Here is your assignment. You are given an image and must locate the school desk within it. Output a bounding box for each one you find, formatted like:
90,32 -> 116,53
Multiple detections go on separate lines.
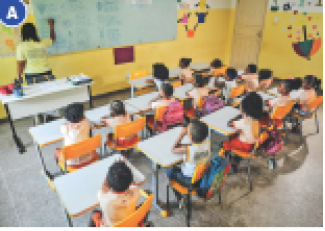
28,104 -> 137,179
169,67 -> 181,78
129,75 -> 154,98
201,106 -> 241,138
234,92 -> 276,104
190,62 -> 210,71
136,126 -> 191,216
0,78 -> 93,154
53,153 -> 145,227
267,87 -> 304,100
125,91 -> 160,112
173,83 -> 194,99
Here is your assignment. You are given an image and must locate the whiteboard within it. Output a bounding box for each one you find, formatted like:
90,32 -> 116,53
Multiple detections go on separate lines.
31,0 -> 177,55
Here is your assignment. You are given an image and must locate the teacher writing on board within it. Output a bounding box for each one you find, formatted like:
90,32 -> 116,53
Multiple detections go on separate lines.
16,19 -> 56,85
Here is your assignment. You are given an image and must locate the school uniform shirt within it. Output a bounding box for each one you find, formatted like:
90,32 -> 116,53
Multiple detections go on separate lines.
269,95 -> 292,108
151,98 -> 173,110
299,88 -> 317,111
209,67 -> 215,75
181,140 -> 209,177
104,114 -> 130,130
241,74 -> 259,93
180,68 -> 193,83
16,38 -> 53,74
60,118 -> 94,165
233,117 -> 258,144
258,78 -> 273,91
223,80 -> 237,101
188,87 -> 209,105
98,185 -> 140,226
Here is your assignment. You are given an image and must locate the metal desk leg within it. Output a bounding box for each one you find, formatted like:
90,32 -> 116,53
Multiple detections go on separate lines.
35,143 -> 53,180
4,104 -> 26,154
152,162 -> 167,217
64,208 -> 73,227
131,85 -> 134,98
88,86 -> 93,109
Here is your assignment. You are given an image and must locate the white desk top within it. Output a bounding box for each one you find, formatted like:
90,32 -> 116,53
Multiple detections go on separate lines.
173,84 -> 194,99
201,106 -> 241,136
84,103 -> 139,122
267,87 -> 303,100
29,118 -> 67,147
190,62 -> 210,70
169,67 -> 181,77
125,92 -> 159,112
137,126 -> 190,167
0,78 -> 93,104
235,92 -> 275,104
53,154 -> 145,216
129,75 -> 153,88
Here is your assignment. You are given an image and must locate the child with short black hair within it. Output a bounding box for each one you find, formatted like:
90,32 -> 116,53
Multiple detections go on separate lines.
257,69 -> 273,91
57,103 -> 95,167
146,63 -> 169,91
215,67 -> 238,102
179,58 -> 194,84
92,161 -> 140,227
150,82 -> 175,109
241,64 -> 259,93
224,92 -> 263,172
166,119 -> 210,205
187,74 -> 209,109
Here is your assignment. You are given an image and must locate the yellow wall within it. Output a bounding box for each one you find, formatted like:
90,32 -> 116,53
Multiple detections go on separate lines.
0,9 -> 234,119
259,11 -> 323,81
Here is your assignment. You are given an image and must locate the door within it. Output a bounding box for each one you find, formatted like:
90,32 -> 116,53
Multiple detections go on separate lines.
230,0 -> 269,69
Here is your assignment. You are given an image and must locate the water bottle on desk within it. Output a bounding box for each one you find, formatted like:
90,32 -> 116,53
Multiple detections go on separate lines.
13,79 -> 23,98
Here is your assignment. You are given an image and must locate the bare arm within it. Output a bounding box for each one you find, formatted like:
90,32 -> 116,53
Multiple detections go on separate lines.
172,126 -> 190,154
48,19 -> 56,42
17,61 -> 26,82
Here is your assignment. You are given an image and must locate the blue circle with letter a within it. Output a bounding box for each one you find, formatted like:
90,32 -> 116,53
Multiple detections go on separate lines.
0,0 -> 27,27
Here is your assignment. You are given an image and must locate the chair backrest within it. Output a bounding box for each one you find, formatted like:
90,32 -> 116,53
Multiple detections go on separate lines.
213,66 -> 228,76
229,84 -> 246,99
62,134 -> 101,161
309,96 -> 323,112
191,161 -> 211,184
171,81 -> 182,88
154,106 -> 168,120
129,70 -> 148,80
271,101 -> 295,120
114,117 -> 146,140
256,131 -> 269,149
198,97 -> 206,109
113,194 -> 154,227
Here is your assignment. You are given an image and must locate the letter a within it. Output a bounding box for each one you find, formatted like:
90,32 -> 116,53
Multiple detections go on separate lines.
7,6 -> 18,19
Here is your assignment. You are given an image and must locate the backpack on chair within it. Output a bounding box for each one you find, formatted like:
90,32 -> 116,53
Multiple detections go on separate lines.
261,128 -> 283,156
161,100 -> 184,131
200,96 -> 223,117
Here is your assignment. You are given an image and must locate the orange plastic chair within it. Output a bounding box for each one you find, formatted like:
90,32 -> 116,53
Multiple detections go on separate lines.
147,106 -> 168,134
229,84 -> 246,100
58,134 -> 102,173
113,191 -> 154,227
129,70 -> 149,80
171,80 -> 182,88
220,131 -> 268,192
291,96 -> 323,142
213,66 -> 228,77
166,161 -> 210,227
106,117 -> 146,153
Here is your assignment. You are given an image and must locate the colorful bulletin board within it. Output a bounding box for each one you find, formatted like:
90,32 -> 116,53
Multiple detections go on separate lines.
0,24 -> 20,58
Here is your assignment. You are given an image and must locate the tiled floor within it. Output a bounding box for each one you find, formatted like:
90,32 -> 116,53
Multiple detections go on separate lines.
0,89 -> 322,227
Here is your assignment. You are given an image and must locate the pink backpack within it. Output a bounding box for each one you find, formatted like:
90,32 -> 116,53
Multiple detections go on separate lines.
262,129 -> 283,155
161,101 -> 184,131
201,96 -> 224,117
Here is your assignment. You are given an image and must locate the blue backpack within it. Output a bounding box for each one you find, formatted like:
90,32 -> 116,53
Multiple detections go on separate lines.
197,155 -> 230,200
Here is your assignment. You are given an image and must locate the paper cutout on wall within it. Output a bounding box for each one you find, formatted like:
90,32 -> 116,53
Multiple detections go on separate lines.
308,16 -> 312,21
283,3 -> 291,11
274,16 -> 279,23
297,30 -> 301,34
288,25 -> 292,29
308,33 -> 313,38
0,24 -> 19,58
5,39 -> 15,50
185,24 -> 198,38
291,17 -> 295,21
298,0 -> 304,7
297,37 -> 301,41
197,12 -> 208,23
271,0 -> 279,11
315,0 -> 323,6
177,0 -> 181,2
178,13 -> 191,23
294,10 -> 298,14
195,0 -> 210,9
303,12 -> 307,15
2,25 -> 12,35
178,2 -> 190,9
292,25 -> 321,60
282,27 -> 286,31
288,34 -> 292,38
114,46 -> 134,65
313,25 -> 317,29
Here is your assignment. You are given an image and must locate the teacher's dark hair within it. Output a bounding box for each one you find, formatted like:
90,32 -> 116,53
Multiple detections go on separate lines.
21,23 -> 40,42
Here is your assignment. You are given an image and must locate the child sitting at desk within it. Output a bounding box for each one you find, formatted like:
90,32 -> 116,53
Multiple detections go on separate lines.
260,79 -> 294,127
257,69 -> 273,92
149,83 -> 174,109
179,58 -> 194,84
90,160 -> 141,227
215,67 -> 238,102
291,75 -> 318,132
166,119 -> 210,206
224,92 -> 263,173
187,74 -> 209,109
56,103 -> 95,167
241,64 -> 259,93
103,100 -> 137,157
146,63 -> 169,91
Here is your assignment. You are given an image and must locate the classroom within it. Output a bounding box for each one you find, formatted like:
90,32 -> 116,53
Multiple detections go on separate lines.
0,0 -> 323,228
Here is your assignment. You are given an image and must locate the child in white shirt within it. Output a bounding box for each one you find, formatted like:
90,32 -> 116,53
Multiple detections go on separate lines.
187,74 -> 209,109
56,103 -> 96,167
215,67 -> 238,103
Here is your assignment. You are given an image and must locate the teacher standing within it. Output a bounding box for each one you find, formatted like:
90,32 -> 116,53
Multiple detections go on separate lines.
17,19 -> 56,85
